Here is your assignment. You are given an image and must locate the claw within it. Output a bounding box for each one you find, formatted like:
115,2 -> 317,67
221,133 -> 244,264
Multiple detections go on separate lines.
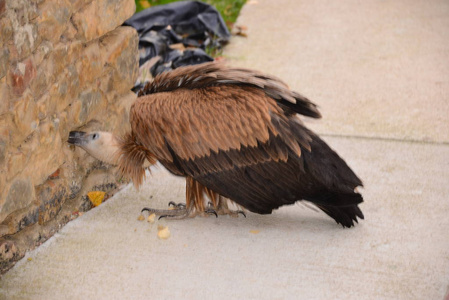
238,210 -> 247,218
141,207 -> 152,213
205,208 -> 218,218
168,201 -> 186,209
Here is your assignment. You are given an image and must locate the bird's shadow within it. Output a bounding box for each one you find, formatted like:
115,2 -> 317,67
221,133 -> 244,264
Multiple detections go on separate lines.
163,204 -> 363,236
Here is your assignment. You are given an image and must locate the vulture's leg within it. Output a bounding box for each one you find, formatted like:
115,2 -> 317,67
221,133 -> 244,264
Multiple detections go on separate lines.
212,196 -> 247,217
140,177 -> 218,219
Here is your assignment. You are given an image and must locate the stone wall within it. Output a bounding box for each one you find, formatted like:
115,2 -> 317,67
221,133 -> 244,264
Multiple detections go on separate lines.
0,0 -> 138,273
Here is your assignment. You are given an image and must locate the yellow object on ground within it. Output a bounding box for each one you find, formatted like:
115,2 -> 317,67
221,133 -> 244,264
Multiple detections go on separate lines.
87,191 -> 105,207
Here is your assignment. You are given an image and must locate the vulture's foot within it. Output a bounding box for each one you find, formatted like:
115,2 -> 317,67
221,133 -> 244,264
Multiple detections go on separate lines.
141,206 -> 191,220
141,203 -> 218,220
209,198 -> 246,218
215,207 -> 246,218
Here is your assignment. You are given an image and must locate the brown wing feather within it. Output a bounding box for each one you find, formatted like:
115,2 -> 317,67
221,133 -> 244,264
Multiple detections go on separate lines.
130,85 -> 308,164
138,62 -> 321,119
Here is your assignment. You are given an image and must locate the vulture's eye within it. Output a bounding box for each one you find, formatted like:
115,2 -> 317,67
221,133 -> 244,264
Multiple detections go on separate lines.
92,133 -> 98,140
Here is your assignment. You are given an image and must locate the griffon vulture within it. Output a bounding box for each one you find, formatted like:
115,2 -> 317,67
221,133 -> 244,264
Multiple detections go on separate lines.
68,62 -> 364,227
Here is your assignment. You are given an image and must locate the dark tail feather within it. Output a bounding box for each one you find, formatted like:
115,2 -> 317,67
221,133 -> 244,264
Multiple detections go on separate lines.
280,91 -> 322,119
316,204 -> 364,228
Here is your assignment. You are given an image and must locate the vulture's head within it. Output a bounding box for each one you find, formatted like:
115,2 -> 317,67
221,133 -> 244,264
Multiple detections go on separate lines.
68,131 -> 120,165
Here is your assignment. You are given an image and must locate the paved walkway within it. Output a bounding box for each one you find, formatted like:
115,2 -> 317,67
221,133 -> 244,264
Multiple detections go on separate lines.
1,1 -> 448,299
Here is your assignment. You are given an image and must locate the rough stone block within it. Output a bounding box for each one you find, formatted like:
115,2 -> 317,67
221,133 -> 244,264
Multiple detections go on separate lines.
6,151 -> 26,179
50,68 -> 80,114
0,134 -> 5,166
0,225 -> 7,238
36,0 -> 71,44
27,42 -> 55,98
67,98 -> 83,128
70,0 -> 93,13
0,48 -> 9,79
51,42 -> 81,79
11,90 -> 39,146
0,115 -> 9,204
66,88 -> 109,128
0,14 -> 13,48
33,43 -> 82,109
0,204 -> 39,236
0,172 -> 5,210
37,119 -> 62,153
7,57 -> 36,97
20,121 -> 64,186
100,26 -> 139,95
32,40 -> 53,67
72,0 -> 135,43
36,92 -> 51,121
67,40 -> 84,65
6,0 -> 38,25
0,113 -> 11,146
77,41 -> 103,86
80,89 -> 106,123
30,0 -> 45,5
0,161 -> 5,182
5,0 -> 39,61
111,91 -> 135,134
98,70 -> 114,99
29,57 -> 52,100
36,179 -> 67,225
60,21 -> 77,42
0,0 -> 6,17
0,77 -> 9,115
0,178 -> 35,222
0,241 -> 19,270
56,110 -> 69,140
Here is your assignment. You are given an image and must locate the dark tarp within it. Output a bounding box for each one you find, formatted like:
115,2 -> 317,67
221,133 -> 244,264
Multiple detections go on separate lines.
124,1 -> 231,92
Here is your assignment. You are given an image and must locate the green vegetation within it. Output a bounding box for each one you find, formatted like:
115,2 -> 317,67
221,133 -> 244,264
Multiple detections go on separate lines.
135,0 -> 246,28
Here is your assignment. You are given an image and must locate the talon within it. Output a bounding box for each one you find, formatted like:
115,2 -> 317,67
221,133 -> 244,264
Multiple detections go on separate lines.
238,211 -> 246,218
141,207 -> 152,213
205,208 -> 218,218
168,202 -> 186,209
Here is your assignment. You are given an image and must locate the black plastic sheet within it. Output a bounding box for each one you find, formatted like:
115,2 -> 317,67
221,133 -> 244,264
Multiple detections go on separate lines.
124,1 -> 231,92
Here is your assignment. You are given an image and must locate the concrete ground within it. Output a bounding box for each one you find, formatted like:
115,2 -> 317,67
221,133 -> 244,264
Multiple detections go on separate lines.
1,0 -> 449,299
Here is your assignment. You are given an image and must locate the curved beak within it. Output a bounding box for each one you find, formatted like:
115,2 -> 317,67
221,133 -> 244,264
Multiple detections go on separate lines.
68,131 -> 87,146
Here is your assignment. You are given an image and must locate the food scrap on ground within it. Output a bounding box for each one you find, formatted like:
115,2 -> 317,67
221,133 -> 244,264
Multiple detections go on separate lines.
147,213 -> 156,223
157,225 -> 170,240
87,191 -> 105,207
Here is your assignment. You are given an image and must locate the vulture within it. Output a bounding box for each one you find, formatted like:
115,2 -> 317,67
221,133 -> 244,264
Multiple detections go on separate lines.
68,62 -> 364,227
